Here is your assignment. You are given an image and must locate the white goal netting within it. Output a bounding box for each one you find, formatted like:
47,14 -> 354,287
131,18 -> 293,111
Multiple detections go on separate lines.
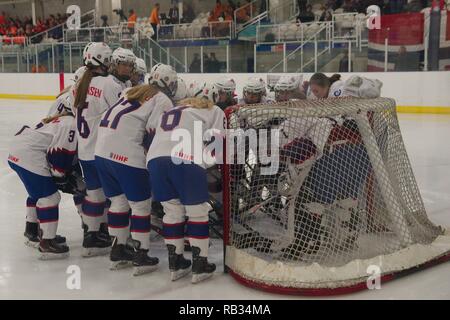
223,97 -> 450,293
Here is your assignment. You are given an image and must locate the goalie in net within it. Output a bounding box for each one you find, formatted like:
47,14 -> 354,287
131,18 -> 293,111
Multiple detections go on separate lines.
223,75 -> 450,294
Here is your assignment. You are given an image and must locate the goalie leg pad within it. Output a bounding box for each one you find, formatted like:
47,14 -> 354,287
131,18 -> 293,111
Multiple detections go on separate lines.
129,199 -> 151,250
162,199 -> 186,255
36,192 -> 61,240
108,194 -> 130,245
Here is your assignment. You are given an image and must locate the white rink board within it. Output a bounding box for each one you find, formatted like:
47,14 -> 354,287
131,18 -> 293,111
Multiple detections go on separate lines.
0,72 -> 449,108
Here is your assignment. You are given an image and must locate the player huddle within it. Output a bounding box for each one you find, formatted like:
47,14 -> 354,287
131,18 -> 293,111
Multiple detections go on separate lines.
7,41 -> 382,284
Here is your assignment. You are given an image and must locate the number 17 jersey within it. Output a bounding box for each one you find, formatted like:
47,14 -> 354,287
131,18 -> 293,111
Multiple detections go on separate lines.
95,90 -> 174,169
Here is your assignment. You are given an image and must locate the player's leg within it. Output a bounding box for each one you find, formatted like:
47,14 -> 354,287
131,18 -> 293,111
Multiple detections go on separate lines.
80,159 -> 112,257
94,156 -> 132,263
173,163 -> 216,284
116,162 -> 158,276
8,161 -> 69,259
148,157 -> 191,281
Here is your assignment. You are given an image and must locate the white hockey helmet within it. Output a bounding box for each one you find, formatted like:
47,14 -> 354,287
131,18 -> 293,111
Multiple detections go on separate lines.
82,42 -> 94,59
134,58 -> 147,76
148,63 -> 178,97
187,80 -> 206,98
112,47 -> 136,67
214,78 -> 236,95
199,83 -> 220,104
274,76 -> 300,92
71,66 -> 87,83
173,77 -> 188,101
243,77 -> 267,96
83,42 -> 112,69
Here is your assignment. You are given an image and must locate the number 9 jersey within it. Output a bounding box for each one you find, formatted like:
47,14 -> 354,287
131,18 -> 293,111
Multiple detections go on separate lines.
95,89 -> 174,169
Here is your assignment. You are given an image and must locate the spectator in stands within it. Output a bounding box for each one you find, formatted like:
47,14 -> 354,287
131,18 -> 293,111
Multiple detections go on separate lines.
297,0 -> 308,14
236,1 -> 251,23
404,0 -> 424,12
297,4 -> 315,23
149,3 -> 160,40
206,52 -> 221,72
342,0 -> 357,12
390,0 -> 407,14
319,6 -> 333,21
190,53 -> 201,72
183,3 -> 195,23
0,11 -> 6,25
169,3 -> 180,24
394,46 -> 419,71
227,0 -> 237,11
128,9 -> 137,32
213,0 -> 225,20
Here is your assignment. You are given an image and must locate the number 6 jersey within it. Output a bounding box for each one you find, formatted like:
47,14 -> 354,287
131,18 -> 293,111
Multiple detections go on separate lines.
72,75 -> 129,161
95,90 -> 174,169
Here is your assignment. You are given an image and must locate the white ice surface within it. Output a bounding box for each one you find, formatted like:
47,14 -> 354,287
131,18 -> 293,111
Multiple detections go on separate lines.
0,100 -> 449,299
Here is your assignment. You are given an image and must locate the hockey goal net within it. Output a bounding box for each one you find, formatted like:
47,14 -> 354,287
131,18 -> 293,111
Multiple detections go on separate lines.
222,97 -> 450,295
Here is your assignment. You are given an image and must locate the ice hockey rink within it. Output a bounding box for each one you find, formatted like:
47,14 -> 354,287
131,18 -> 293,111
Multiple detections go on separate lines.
0,99 -> 449,300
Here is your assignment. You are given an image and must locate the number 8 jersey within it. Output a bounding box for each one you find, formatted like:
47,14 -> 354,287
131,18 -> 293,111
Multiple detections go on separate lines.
73,75 -> 129,161
95,90 -> 174,169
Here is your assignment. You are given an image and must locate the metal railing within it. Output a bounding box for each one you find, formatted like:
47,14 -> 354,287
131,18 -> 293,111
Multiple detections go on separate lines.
332,12 -> 365,44
257,21 -> 332,43
63,23 -> 134,44
265,21 -> 331,72
234,0 -> 269,34
268,0 -> 299,24
157,20 -> 233,41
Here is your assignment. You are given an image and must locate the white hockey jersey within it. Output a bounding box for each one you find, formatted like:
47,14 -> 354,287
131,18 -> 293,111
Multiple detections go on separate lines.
47,90 -> 72,117
328,80 -> 345,98
8,115 -> 77,177
147,105 -> 225,168
72,75 -> 130,161
95,90 -> 174,169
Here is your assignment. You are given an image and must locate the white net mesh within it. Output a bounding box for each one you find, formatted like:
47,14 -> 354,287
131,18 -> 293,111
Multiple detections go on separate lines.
223,98 -> 450,291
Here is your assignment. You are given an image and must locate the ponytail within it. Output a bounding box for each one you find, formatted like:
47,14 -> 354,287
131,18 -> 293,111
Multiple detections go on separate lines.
310,73 -> 342,89
57,86 -> 71,98
328,74 -> 341,85
74,68 -> 94,109
126,84 -> 160,103
42,111 -> 73,124
178,97 -> 213,109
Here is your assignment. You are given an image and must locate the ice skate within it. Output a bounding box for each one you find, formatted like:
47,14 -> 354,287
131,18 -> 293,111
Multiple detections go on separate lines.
82,231 -> 112,257
191,246 -> 216,284
38,238 -> 69,260
132,248 -> 159,276
109,237 -> 134,270
25,222 -> 66,248
167,244 -> 191,281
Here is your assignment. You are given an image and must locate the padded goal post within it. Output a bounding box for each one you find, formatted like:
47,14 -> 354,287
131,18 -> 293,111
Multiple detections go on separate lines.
222,97 -> 450,295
